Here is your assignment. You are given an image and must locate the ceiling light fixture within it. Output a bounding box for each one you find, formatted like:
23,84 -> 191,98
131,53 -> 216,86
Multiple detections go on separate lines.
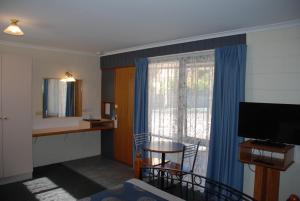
60,72 -> 76,82
3,19 -> 24,36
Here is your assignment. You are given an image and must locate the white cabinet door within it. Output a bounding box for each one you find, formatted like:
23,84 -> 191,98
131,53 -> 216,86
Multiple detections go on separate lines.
2,55 -> 32,177
0,56 -> 3,178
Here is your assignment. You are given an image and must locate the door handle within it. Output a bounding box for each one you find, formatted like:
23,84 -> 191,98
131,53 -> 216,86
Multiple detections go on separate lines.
3,116 -> 8,120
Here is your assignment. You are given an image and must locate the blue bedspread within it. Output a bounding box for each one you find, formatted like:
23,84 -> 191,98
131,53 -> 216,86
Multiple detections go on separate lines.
89,181 -> 167,201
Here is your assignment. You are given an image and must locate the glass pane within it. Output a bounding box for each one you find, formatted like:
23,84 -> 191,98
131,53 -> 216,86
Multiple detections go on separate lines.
148,60 -> 179,141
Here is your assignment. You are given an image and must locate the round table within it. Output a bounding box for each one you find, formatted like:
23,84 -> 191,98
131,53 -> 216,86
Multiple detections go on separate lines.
143,141 -> 184,164
143,141 -> 184,188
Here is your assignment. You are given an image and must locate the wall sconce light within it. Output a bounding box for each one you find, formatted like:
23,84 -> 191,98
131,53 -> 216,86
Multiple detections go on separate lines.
60,72 -> 76,82
3,19 -> 24,36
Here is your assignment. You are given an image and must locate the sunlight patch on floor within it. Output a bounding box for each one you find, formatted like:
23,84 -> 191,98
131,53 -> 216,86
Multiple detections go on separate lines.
23,177 -> 76,201
35,188 -> 76,201
23,177 -> 58,193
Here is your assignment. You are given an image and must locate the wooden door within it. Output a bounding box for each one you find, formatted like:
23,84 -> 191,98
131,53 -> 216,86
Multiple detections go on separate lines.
2,55 -> 32,177
0,56 -> 2,178
114,67 -> 135,165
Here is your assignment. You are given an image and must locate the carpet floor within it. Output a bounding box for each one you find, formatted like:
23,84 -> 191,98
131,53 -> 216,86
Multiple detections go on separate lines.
0,163 -> 106,201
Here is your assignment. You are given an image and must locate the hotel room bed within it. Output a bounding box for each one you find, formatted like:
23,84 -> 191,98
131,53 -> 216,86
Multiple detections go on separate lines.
80,167 -> 254,201
80,178 -> 184,201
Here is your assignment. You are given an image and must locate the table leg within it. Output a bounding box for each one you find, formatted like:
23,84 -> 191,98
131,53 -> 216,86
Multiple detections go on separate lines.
160,153 -> 166,189
161,153 -> 166,165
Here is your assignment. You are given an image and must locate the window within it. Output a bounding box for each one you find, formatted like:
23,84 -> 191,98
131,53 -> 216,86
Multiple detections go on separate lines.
148,50 -> 214,175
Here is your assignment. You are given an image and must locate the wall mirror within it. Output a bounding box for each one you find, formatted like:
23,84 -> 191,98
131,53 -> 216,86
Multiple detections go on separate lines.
42,78 -> 82,118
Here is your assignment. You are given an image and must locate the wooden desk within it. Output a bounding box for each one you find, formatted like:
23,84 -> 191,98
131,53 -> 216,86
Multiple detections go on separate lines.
32,119 -> 114,137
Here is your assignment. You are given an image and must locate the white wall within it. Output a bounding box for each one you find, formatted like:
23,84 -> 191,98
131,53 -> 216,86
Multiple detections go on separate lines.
244,25 -> 300,200
0,43 -> 102,167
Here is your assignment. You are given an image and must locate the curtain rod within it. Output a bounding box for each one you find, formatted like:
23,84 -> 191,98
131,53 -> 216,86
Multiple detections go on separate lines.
148,49 -> 214,61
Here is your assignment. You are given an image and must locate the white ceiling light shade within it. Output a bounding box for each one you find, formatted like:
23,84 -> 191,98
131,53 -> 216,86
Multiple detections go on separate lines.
3,19 -> 24,36
60,72 -> 76,82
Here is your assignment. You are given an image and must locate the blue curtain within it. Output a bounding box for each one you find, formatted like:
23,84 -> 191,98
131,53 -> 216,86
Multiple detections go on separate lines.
133,58 -> 149,163
43,79 -> 49,118
206,44 -> 247,191
134,58 -> 149,134
66,82 -> 75,116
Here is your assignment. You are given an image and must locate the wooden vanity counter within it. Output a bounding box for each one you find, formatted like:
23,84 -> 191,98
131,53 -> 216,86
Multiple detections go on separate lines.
32,119 -> 114,137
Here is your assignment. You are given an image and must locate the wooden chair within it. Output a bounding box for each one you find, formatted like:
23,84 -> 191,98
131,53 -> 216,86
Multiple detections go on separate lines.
133,132 -> 165,178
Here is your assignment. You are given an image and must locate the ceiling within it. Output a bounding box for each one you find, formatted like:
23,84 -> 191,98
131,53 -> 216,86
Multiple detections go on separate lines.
0,0 -> 300,55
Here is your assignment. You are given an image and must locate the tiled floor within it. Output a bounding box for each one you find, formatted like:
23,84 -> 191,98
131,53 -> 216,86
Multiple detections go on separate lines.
64,156 -> 134,188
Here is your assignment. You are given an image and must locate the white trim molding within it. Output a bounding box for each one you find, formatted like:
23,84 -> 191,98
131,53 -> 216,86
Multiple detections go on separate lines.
102,19 -> 300,57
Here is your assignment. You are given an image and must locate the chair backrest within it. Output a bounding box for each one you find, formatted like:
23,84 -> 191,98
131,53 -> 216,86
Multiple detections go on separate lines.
134,132 -> 151,154
180,141 -> 200,172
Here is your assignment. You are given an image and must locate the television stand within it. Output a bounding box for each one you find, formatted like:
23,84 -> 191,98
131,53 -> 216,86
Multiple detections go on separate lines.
239,140 -> 295,201
252,158 -> 274,166
251,140 -> 287,148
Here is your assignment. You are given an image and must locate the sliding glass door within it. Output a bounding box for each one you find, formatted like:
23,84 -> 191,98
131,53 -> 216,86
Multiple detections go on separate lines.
148,51 -> 214,175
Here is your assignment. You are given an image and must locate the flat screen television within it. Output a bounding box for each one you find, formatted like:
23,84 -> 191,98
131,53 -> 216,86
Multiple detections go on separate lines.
238,102 -> 300,145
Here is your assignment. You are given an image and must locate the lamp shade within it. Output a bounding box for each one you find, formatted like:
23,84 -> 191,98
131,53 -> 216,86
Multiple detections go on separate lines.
60,72 -> 76,82
60,77 -> 76,82
3,19 -> 24,36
